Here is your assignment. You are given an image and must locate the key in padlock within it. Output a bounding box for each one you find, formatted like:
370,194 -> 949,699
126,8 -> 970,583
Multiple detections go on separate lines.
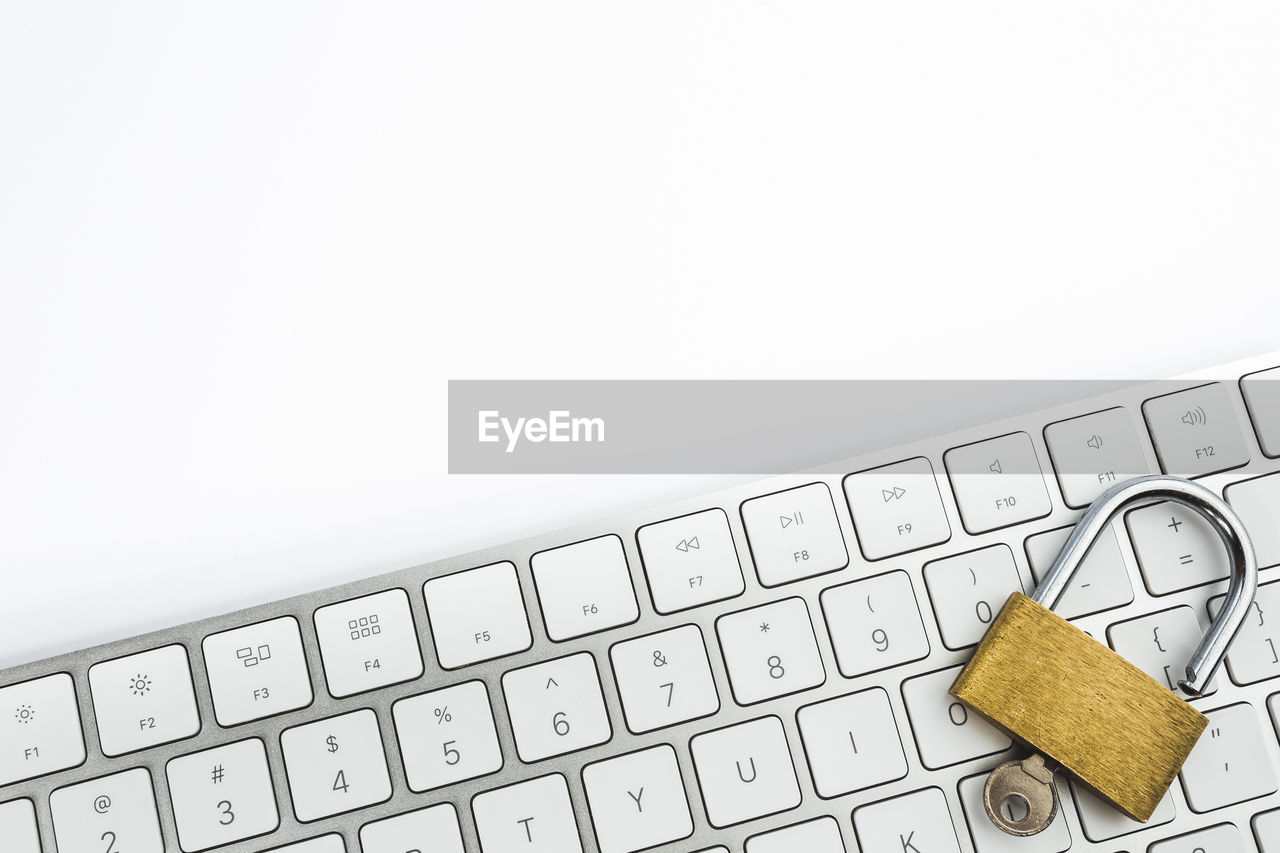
950,475 -> 1259,832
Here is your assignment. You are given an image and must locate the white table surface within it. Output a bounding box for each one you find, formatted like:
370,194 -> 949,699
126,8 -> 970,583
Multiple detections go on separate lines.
2,2 -> 1278,668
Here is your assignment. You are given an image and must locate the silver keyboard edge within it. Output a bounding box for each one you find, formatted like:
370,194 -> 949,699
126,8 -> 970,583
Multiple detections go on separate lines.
5,353 -> 1280,853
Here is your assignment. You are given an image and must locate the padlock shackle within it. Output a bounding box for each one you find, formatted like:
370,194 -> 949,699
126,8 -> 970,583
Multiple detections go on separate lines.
1031,474 -> 1258,697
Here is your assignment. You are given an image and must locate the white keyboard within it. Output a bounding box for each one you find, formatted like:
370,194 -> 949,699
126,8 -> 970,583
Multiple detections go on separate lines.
5,357 -> 1280,853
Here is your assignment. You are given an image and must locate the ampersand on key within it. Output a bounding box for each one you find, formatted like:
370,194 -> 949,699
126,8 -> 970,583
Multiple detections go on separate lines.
652,650 -> 668,667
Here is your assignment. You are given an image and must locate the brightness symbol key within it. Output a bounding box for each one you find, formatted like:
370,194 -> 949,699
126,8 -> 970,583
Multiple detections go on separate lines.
0,673 -> 86,787
90,645 -> 201,757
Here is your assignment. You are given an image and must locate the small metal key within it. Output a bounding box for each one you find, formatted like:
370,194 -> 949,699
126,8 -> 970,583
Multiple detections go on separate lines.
983,753 -> 1059,836
950,475 -> 1259,831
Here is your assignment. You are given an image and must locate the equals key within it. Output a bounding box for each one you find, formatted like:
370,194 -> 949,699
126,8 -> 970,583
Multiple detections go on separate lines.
1125,502 -> 1230,594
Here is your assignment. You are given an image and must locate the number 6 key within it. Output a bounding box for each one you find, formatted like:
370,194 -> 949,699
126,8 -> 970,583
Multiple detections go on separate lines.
501,652 -> 612,762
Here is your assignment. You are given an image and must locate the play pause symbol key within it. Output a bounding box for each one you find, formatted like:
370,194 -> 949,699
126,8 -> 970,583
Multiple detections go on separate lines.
741,483 -> 849,587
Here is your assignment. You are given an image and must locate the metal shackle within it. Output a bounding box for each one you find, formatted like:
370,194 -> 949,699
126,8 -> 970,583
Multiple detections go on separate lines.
1032,474 -> 1258,697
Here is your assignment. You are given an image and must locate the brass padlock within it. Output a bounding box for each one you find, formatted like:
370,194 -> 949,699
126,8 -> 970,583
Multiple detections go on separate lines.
950,475 -> 1259,833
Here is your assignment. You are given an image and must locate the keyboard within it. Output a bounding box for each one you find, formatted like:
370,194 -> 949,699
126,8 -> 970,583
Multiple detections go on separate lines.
5,358 -> 1280,853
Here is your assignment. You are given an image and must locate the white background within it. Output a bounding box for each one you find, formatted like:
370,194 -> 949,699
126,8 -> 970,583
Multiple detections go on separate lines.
1,3 -> 1278,668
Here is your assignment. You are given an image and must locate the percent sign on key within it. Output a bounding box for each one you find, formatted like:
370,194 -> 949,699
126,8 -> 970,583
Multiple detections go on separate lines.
434,706 -> 452,725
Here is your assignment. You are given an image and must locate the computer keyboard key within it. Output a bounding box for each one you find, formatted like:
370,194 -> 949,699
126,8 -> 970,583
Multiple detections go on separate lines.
844,457 -> 951,560
202,616 -> 313,727
15,357 -> 1280,853
1025,523 -> 1133,619
746,816 -> 846,853
1269,694 -> 1280,756
360,804 -> 465,853
1180,703 -> 1278,812
1242,367 -> 1280,457
1225,472 -> 1280,569
958,772 -> 1069,853
393,680 -> 503,791
1126,501 -> 1230,594
717,597 -> 825,705
582,744 -> 693,853
796,687 -> 907,798
313,588 -> 423,697
923,544 -> 1023,649
902,665 -> 1011,769
166,738 -> 279,852
853,788 -> 961,853
1044,407 -> 1154,508
637,508 -> 745,613
424,561 -> 532,669
741,483 -> 849,586
1150,823 -> 1248,853
51,767 -> 163,853
945,432 -> 1053,534
280,708 -> 392,822
472,773 -> 583,853
1070,781 -> 1175,842
88,644 -> 201,756
1142,383 -> 1251,477
1256,808 -> 1280,853
690,715 -> 802,828
502,652 -> 611,762
821,570 -> 930,678
610,624 -> 719,733
1210,581 -> 1280,685
1108,606 -> 1218,695
532,535 -> 640,641
0,673 -> 85,786
265,836 -> 345,853
0,798 -> 40,853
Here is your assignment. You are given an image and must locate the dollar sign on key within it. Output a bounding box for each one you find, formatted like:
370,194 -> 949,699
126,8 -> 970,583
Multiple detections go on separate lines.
326,735 -> 339,753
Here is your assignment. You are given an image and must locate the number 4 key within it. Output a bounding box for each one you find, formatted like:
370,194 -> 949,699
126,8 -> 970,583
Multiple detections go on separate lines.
280,709 -> 392,822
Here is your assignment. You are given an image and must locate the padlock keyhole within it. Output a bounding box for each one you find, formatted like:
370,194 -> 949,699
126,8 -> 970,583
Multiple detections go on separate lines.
1000,793 -> 1031,823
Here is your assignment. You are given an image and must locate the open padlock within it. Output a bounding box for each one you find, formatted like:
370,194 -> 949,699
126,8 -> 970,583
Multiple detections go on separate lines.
949,474 -> 1259,835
